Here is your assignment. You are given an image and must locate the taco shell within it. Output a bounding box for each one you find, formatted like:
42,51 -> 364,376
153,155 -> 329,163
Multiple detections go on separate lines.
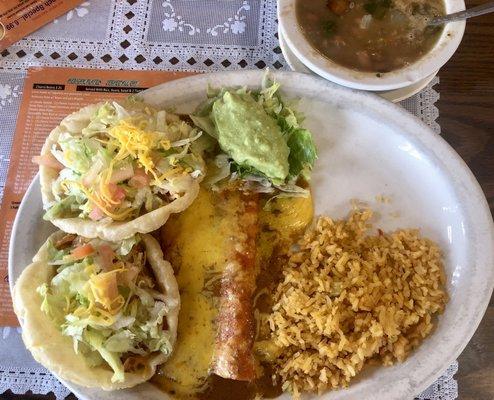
13,231 -> 180,390
39,103 -> 200,242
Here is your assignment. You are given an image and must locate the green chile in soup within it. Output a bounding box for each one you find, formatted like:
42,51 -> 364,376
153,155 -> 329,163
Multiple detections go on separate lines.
296,0 -> 445,73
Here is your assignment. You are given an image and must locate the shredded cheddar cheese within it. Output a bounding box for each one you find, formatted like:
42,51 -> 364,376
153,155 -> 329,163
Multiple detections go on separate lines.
50,104 -> 203,225
62,180 -> 133,221
89,269 -> 125,314
107,120 -> 171,184
99,170 -> 120,206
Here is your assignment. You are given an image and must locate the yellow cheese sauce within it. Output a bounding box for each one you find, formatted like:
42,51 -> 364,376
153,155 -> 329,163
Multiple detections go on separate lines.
153,186 -> 313,399
154,187 -> 253,396
258,194 -> 314,264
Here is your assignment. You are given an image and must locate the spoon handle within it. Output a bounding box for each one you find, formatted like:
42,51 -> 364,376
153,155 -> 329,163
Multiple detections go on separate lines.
429,1 -> 494,25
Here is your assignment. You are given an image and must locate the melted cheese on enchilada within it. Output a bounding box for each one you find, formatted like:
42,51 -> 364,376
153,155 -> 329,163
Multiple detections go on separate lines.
155,187 -> 259,394
153,186 -> 313,398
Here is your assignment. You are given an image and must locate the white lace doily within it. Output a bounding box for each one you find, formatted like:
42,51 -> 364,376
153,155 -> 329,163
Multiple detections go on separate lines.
0,1 -> 455,399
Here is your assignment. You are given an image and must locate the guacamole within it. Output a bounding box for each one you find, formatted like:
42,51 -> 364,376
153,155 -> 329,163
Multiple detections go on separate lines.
212,91 -> 290,183
190,78 -> 317,192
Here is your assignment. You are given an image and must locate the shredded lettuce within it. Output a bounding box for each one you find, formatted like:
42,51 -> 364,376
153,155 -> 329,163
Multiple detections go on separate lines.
286,128 -> 317,178
117,236 -> 139,256
37,283 -> 66,325
85,330 -> 125,383
104,330 -> 136,353
46,240 -> 69,262
37,235 -> 173,383
52,135 -> 99,174
43,196 -> 79,221
43,100 -> 205,222
190,75 -> 318,194
82,103 -> 120,136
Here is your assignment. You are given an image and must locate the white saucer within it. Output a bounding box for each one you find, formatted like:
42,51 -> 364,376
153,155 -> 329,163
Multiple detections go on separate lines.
278,28 -> 437,103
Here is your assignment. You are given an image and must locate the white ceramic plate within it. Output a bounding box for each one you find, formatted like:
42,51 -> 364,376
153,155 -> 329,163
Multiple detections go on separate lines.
278,27 -> 438,103
9,71 -> 494,400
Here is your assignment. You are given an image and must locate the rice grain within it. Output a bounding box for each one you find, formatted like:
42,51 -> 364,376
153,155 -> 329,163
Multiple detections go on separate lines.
267,209 -> 448,395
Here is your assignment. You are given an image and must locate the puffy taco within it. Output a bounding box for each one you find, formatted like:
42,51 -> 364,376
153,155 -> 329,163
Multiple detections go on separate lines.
35,100 -> 205,241
13,232 -> 179,390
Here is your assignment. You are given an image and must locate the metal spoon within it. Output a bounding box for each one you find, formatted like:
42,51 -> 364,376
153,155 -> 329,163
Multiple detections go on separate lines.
428,1 -> 494,26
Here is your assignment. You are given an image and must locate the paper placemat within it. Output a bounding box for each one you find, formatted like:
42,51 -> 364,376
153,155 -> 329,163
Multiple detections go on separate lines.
0,1 -> 85,51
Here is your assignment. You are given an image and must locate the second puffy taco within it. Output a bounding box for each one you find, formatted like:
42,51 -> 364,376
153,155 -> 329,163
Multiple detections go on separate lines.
13,232 -> 179,390
35,100 -> 205,241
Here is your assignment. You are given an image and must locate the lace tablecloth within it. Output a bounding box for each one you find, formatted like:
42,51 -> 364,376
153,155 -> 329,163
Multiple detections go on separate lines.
0,1 -> 457,399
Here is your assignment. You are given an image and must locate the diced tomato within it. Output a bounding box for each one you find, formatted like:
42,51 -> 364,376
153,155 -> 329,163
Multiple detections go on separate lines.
71,243 -> 95,260
129,168 -> 150,188
97,245 -> 115,271
108,183 -> 126,202
32,154 -> 64,171
89,205 -> 105,221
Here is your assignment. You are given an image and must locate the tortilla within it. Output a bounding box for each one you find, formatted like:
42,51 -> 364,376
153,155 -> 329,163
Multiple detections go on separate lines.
13,232 -> 180,390
39,103 -> 201,242
212,191 -> 259,381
